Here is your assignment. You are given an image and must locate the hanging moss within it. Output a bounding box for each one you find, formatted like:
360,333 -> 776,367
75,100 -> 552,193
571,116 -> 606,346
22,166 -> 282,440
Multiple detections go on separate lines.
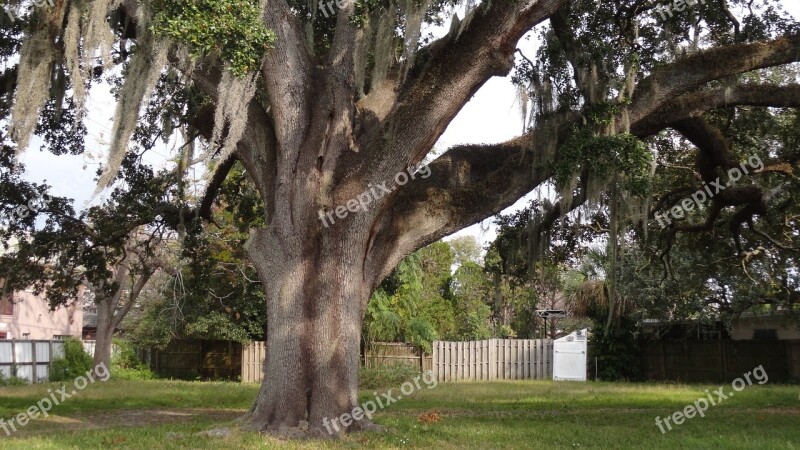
210,69 -> 260,161
82,0 -> 122,77
401,0 -> 432,78
371,6 -> 398,88
97,37 -> 169,191
9,26 -> 58,151
150,0 -> 274,76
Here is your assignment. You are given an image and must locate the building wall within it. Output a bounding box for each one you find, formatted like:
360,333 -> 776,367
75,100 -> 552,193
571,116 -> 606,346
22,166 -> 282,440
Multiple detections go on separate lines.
0,290 -> 82,340
731,315 -> 800,340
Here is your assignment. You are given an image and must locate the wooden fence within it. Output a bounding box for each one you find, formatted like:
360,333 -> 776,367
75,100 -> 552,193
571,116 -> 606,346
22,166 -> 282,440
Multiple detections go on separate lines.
432,339 -> 553,382
364,342 -> 432,372
138,340 -> 242,380
241,341 -> 267,383
240,341 -> 433,383
641,339 -> 800,382
0,340 -> 64,383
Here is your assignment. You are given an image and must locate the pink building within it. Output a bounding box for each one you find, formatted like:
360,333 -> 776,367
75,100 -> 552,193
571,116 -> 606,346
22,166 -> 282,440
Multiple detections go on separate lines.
0,289 -> 83,340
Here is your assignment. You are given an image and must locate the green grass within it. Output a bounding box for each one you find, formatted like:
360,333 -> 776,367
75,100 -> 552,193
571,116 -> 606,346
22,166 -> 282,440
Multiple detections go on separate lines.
0,379 -> 798,449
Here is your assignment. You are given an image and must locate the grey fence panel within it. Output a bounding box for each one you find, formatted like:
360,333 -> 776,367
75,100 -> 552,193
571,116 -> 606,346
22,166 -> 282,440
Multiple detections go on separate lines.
0,340 -> 81,383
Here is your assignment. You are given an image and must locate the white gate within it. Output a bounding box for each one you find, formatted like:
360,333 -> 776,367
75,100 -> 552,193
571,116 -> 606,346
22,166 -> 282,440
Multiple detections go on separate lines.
553,329 -> 588,381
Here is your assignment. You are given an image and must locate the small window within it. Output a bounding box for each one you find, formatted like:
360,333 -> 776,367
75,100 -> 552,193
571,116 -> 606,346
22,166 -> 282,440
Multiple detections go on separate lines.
0,332 -> 7,339
21,333 -> 30,339
0,294 -> 12,316
52,335 -> 71,340
753,329 -> 778,340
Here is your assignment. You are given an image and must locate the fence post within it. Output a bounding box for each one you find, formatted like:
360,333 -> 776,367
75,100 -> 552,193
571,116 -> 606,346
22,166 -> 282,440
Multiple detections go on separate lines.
489,339 -> 496,380
31,341 -> 37,383
536,340 -> 541,379
432,341 -> 438,381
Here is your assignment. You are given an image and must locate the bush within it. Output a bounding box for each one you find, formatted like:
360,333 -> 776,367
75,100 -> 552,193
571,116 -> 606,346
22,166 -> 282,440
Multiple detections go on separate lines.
589,317 -> 642,381
0,368 -> 28,386
359,363 -> 421,390
50,338 -> 93,382
111,339 -> 156,381
111,366 -> 157,381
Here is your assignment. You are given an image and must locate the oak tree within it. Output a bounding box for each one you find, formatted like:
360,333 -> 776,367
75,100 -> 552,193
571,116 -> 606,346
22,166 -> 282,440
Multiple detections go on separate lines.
3,0 -> 800,438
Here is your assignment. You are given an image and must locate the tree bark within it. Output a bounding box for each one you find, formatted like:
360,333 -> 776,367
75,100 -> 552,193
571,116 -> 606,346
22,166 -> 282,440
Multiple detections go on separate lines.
241,224 -> 378,437
93,299 -> 115,370
91,264 -> 152,372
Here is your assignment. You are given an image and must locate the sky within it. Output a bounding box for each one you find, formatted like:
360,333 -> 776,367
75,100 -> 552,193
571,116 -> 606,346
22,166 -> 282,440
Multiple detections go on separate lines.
16,1 -> 800,250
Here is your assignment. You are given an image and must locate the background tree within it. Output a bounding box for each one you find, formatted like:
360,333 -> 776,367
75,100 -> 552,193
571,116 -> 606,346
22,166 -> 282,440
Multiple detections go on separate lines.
0,152 -> 182,370
449,260 -> 493,340
364,240 -> 455,352
124,162 -> 268,346
449,235 -> 483,267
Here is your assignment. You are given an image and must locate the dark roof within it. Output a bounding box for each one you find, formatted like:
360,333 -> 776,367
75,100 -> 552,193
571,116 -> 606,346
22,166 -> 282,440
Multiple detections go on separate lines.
83,313 -> 97,329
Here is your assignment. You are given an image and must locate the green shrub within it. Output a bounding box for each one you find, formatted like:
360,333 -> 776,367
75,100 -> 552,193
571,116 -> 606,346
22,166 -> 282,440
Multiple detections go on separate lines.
111,339 -> 156,380
110,366 -> 156,381
359,363 -> 421,390
50,338 -> 93,382
0,368 -> 28,386
589,317 -> 642,381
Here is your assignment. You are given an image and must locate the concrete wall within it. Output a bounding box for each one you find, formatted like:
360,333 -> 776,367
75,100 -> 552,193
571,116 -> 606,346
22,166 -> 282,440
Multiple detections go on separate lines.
0,290 -> 82,340
731,315 -> 800,340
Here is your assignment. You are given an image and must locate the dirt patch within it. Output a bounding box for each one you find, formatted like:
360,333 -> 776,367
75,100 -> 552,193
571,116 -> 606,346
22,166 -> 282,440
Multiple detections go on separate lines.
11,408 -> 246,437
74,408 -> 244,428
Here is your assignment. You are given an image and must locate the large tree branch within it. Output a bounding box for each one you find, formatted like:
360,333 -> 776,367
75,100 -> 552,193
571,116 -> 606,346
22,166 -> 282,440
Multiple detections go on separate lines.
633,84 -> 800,136
662,118 -> 778,255
412,35 -> 800,242
260,0 -> 313,161
367,28 -> 800,273
383,57 -> 800,276
328,1 -> 357,74
366,112 -> 578,280
629,33 -> 800,124
355,0 -> 569,179
111,268 -> 153,330
236,100 -> 279,224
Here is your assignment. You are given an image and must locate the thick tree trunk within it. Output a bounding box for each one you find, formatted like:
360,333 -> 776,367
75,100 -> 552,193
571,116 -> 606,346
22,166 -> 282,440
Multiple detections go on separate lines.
241,224 -> 378,437
93,300 -> 115,371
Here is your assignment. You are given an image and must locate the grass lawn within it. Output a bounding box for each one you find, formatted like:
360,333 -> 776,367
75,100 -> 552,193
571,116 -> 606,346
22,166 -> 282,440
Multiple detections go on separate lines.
1,378 -> 798,449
